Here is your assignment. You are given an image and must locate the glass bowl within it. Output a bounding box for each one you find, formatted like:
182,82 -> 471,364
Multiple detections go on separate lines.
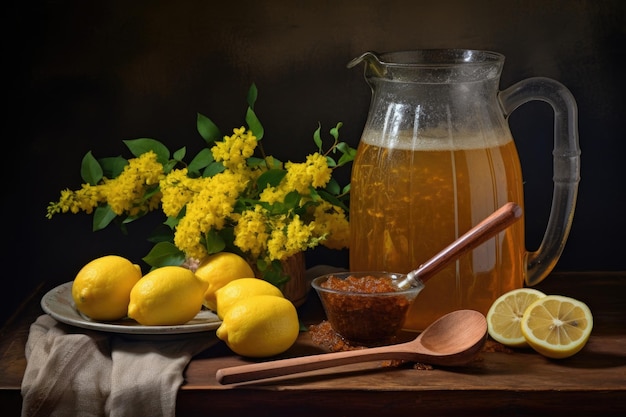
311,271 -> 424,344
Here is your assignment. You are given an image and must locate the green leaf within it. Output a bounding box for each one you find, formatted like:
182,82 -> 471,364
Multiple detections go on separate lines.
173,147 -> 186,161
246,107 -> 264,140
247,156 -> 267,169
330,122 -> 343,140
123,138 -> 170,164
92,205 -> 117,231
121,212 -> 148,224
81,151 -> 103,185
257,259 -> 289,287
335,141 -> 351,153
238,198 -> 271,212
308,186 -> 321,202
142,242 -> 186,268
336,142 -> 357,166
269,201 -> 292,216
337,151 -> 356,166
318,189 -> 349,212
325,177 -> 341,195
283,191 -> 301,210
187,148 -> 214,175
146,224 -> 175,243
164,215 -> 180,229
313,124 -> 323,151
204,229 -> 226,254
203,161 -> 226,177
256,257 -> 268,271
197,113 -> 221,144
161,159 -> 178,174
257,169 -> 286,190
141,185 -> 161,201
99,156 -> 128,178
247,83 -> 258,109
219,227 -> 237,251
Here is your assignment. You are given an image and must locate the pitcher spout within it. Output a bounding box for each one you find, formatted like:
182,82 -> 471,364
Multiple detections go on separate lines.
347,51 -> 386,77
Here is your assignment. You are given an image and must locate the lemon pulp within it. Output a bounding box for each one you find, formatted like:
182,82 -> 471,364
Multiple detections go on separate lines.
486,288 -> 546,347
520,295 -> 593,359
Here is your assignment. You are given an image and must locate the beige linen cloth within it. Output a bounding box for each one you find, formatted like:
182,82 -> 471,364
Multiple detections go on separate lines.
21,314 -> 219,417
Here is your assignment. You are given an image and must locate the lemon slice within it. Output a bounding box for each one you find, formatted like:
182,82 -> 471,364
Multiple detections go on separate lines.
521,295 -> 593,359
486,288 -> 547,347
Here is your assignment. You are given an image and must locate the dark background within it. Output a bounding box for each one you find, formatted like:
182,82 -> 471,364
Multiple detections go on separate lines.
4,0 -> 625,327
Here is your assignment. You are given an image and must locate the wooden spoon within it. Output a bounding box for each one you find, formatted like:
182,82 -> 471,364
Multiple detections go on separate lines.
216,309 -> 487,384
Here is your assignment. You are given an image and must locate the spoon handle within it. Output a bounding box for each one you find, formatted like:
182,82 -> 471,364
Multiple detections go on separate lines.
216,343 -> 417,385
217,310 -> 488,384
413,202 -> 522,284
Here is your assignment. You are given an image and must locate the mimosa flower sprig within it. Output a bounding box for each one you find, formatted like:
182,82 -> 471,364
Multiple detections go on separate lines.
47,84 -> 355,286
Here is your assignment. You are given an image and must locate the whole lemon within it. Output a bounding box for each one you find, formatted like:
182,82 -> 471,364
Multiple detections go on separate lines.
71,255 -> 142,321
216,295 -> 299,358
215,277 -> 284,320
128,266 -> 208,326
194,252 -> 255,311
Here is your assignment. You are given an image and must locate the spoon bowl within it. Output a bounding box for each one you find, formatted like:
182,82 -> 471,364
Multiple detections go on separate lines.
216,309 -> 487,385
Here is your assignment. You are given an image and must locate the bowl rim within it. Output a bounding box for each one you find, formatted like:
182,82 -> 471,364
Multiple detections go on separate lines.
310,271 -> 422,296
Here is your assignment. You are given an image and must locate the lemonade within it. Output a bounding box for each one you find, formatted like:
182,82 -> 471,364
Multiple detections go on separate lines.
350,131 -> 525,330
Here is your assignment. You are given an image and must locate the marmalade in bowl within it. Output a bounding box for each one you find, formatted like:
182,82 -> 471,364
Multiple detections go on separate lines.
314,275 -> 413,344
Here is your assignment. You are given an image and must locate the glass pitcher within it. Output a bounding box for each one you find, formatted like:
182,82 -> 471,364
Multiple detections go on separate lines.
348,50 -> 580,331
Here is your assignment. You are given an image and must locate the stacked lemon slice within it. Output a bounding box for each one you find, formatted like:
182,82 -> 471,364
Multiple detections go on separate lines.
487,288 -> 593,359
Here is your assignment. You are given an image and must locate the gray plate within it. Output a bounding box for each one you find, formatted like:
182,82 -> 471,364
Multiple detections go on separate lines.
41,282 -> 221,334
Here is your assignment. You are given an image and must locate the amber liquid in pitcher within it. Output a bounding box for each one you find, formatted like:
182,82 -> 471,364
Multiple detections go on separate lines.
349,130 -> 526,331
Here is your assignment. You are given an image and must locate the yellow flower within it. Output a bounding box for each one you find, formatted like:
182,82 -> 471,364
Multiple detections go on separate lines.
46,85 -> 355,285
233,206 -> 270,258
259,152 -> 332,204
46,151 -> 163,218
103,151 -> 164,216
174,170 -> 249,260
160,168 -> 200,218
211,127 -> 257,172
312,201 -> 350,249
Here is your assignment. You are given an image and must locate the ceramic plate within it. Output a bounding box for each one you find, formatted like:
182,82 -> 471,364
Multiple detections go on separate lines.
41,282 -> 221,335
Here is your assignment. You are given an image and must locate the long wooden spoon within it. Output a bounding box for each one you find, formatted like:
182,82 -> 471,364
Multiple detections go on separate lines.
216,309 -> 487,384
396,201 -> 523,289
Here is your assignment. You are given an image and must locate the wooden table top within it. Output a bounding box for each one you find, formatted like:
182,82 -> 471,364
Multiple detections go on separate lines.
2,271 -> 625,416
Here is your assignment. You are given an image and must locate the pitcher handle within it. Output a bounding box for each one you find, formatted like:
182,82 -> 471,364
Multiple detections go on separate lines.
498,77 -> 581,287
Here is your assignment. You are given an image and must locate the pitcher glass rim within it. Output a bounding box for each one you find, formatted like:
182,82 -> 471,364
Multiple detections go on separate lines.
373,49 -> 505,68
